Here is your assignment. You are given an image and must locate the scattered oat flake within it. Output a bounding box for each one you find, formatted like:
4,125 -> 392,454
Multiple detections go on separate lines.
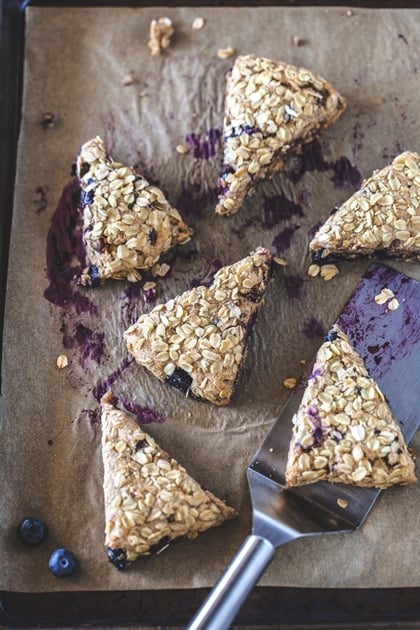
56,354 -> 69,369
320,264 -> 339,281
337,498 -> 348,509
143,281 -> 156,291
122,73 -> 136,86
293,35 -> 304,46
374,288 -> 395,305
217,46 -> 235,59
40,112 -> 56,128
153,262 -> 171,277
273,256 -> 287,266
307,264 -> 320,278
176,144 -> 190,155
192,16 -> 205,30
283,377 -> 297,389
388,297 -> 399,311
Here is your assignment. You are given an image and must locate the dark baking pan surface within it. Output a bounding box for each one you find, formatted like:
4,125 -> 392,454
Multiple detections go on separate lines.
1,0 -> 420,627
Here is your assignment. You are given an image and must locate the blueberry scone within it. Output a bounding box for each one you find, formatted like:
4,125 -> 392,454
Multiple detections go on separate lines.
124,247 -> 273,405
310,151 -> 420,263
101,392 -> 236,569
285,326 -> 416,489
216,55 -> 346,216
76,136 -> 192,286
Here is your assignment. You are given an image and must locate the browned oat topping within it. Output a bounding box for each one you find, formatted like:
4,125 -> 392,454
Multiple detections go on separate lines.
101,392 -> 236,568
285,325 -> 416,489
216,54 -> 346,216
124,247 -> 273,406
310,151 -> 420,262
76,136 -> 192,286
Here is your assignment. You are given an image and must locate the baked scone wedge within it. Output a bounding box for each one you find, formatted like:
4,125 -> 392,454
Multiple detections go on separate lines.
76,136 -> 192,286
124,247 -> 273,405
101,392 -> 236,569
285,326 -> 416,489
310,151 -> 420,262
216,54 -> 346,216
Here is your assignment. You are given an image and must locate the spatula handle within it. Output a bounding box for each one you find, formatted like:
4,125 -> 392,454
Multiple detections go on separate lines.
187,534 -> 275,630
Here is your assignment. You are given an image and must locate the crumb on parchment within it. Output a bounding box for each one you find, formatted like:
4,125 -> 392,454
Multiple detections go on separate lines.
148,17 -> 174,56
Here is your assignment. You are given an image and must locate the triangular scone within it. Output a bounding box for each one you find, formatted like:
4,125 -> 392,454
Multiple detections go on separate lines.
310,151 -> 420,262
101,392 -> 236,569
76,136 -> 192,286
286,326 -> 416,489
124,247 -> 273,405
216,55 -> 346,216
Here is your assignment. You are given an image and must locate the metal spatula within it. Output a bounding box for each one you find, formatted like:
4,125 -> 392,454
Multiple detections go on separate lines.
188,263 -> 420,630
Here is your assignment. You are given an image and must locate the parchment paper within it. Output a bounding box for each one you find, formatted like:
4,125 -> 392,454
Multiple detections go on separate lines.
1,6 -> 420,593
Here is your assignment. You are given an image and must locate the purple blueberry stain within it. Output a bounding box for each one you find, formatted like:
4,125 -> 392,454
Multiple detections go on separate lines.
285,138 -> 362,190
120,396 -> 166,425
272,225 -> 300,254
262,194 -> 304,230
337,263 -> 420,378
186,128 -> 222,160
303,317 -> 325,339
44,179 -> 97,317
284,273 -> 304,300
92,358 -> 133,402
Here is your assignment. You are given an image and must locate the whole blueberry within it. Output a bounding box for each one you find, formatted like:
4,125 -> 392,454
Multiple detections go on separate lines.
325,329 -> 338,342
48,548 -> 78,578
17,517 -> 48,546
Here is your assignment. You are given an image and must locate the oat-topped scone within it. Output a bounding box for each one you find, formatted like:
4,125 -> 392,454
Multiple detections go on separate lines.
310,151 -> 420,262
285,326 -> 416,489
101,392 -> 236,569
76,136 -> 192,286
216,55 -> 346,216
124,247 -> 273,405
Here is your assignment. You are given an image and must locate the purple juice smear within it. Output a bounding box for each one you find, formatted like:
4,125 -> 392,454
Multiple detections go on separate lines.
44,180 -> 97,317
272,225 -> 300,254
176,183 -> 219,218
120,396 -> 166,425
92,358 -> 133,402
186,128 -> 222,160
286,139 -> 362,190
337,263 -> 420,378
303,316 -> 325,339
284,274 -> 303,299
262,193 -> 304,229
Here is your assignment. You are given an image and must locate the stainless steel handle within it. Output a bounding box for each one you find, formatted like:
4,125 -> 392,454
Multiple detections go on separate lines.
187,534 -> 275,630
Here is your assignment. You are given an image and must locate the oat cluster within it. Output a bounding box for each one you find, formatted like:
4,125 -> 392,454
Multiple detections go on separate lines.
310,151 -> 420,261
101,393 -> 236,567
216,54 -> 346,216
148,17 -> 174,56
124,247 -> 273,405
285,326 -> 416,489
76,137 -> 192,286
